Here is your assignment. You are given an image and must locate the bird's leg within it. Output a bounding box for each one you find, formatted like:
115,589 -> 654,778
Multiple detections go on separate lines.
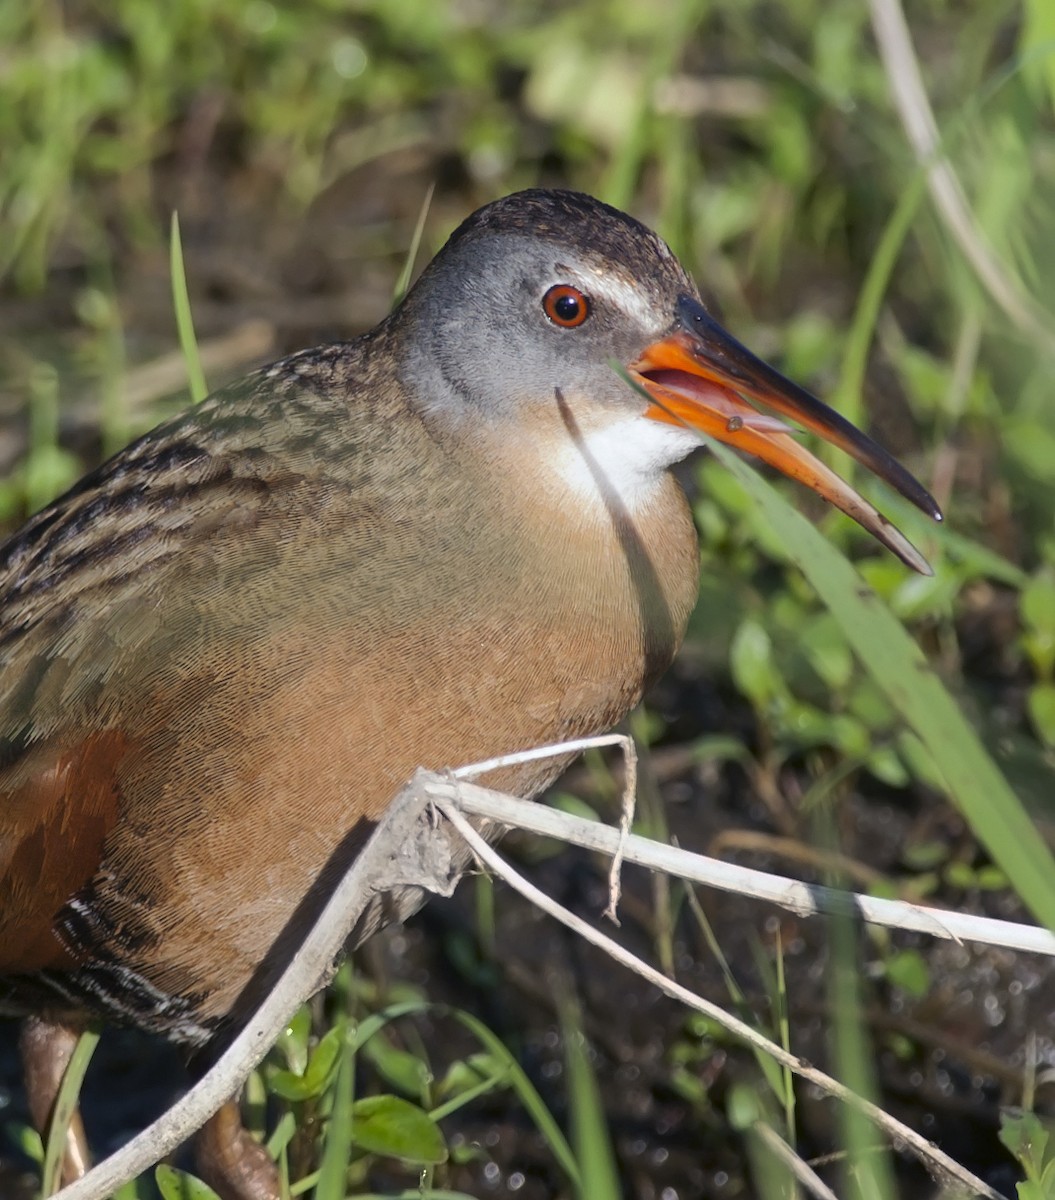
195,1098 -> 279,1200
19,1014 -> 93,1185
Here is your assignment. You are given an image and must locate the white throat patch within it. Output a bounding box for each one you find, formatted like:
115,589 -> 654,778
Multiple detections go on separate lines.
551,415 -> 702,512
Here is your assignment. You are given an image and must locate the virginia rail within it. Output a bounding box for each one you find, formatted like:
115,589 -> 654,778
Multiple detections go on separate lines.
0,189 -> 940,1198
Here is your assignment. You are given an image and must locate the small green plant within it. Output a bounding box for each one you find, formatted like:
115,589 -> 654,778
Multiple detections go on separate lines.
1000,1110 -> 1055,1200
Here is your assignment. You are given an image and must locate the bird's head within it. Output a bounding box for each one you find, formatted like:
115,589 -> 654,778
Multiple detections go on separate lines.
395,189 -> 941,573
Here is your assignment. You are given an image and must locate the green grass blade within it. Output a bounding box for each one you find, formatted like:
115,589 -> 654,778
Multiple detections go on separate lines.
41,1027 -> 100,1198
445,1008 -> 582,1191
828,171 -> 928,480
169,211 -> 208,404
313,1020 -> 355,1200
392,183 -> 436,308
771,932 -> 795,1142
703,435 -> 1055,933
560,999 -> 620,1200
830,909 -> 895,1200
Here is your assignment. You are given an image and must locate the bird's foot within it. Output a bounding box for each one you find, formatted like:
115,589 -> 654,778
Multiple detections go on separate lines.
195,1099 -> 280,1200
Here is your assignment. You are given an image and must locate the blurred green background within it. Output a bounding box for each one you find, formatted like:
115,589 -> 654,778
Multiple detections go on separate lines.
1,1 -> 1054,1198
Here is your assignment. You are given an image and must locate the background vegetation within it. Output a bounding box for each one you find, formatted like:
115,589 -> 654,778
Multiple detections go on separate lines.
0,0 -> 1053,1197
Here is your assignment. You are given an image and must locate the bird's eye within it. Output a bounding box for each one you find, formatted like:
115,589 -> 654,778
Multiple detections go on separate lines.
543,284 -> 590,328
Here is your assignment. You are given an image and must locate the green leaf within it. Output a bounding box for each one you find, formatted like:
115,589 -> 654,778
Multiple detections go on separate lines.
976,865 -> 1009,891
1022,570 -> 1055,631
999,1109 -> 1050,1175
883,949 -> 931,998
726,1081 -> 764,1131
154,1165 -> 222,1200
265,1110 -> 298,1160
866,745 -> 909,788
1020,0 -> 1055,114
23,445 -> 81,512
799,613 -> 854,691
437,1055 -> 495,1099
350,1095 -> 448,1164
360,1031 -> 433,1098
431,1053 -> 511,1119
730,618 -> 781,707
1004,420 -> 1055,484
7,1122 -> 42,1164
550,791 -> 603,822
275,1004 -> 313,1075
268,1026 -> 343,1100
1023,570 -> 1055,679
901,840 -> 949,871
690,733 -> 750,764
944,861 -> 978,890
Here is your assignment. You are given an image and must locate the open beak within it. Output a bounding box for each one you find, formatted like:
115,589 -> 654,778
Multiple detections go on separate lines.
629,295 -> 942,575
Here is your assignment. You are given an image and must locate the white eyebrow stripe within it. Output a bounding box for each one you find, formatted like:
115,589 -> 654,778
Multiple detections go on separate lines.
554,267 -> 669,332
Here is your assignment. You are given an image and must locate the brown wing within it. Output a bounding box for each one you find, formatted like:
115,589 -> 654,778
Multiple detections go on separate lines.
0,350 -> 376,982
0,429 -> 270,979
0,341 -> 449,1007
0,729 -> 131,972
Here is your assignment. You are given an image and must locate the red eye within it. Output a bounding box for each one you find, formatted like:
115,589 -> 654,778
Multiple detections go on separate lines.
543,284 -> 590,328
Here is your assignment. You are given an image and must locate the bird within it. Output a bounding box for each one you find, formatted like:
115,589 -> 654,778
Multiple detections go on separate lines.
0,188 -> 940,1199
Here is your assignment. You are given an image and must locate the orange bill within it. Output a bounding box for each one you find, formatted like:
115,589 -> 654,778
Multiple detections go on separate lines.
629,295 -> 942,575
